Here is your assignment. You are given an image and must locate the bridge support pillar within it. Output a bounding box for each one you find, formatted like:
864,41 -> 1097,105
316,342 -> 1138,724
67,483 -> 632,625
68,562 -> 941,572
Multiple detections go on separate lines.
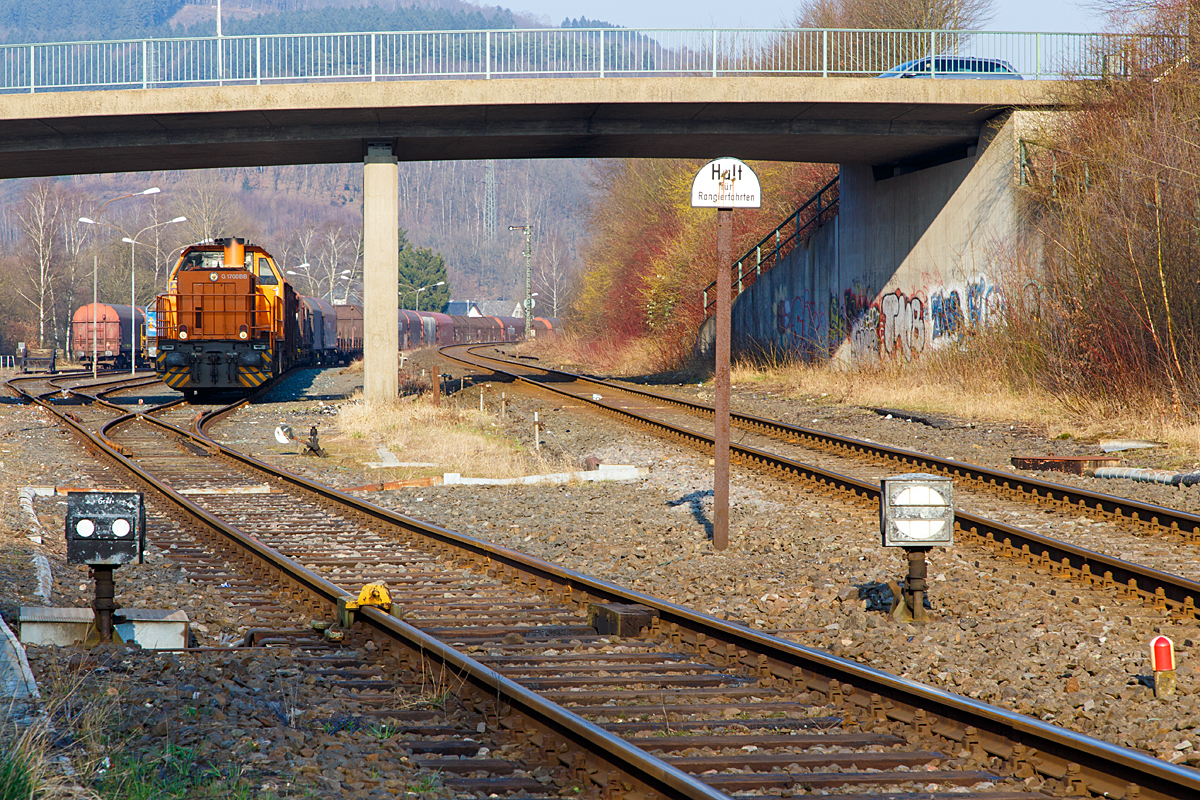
363,142 -> 399,404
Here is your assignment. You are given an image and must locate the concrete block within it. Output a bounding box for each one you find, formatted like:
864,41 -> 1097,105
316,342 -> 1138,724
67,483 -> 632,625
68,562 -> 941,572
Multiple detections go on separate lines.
114,609 -> 190,650
20,607 -> 190,649
19,606 -> 93,646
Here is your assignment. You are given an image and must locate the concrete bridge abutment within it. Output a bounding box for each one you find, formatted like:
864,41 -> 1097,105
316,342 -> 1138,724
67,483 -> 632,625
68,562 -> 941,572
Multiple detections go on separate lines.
730,111 -> 1046,368
362,142 -> 399,405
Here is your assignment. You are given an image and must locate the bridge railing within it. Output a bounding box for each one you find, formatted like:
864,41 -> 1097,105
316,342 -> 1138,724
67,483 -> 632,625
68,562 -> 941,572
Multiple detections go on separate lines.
0,28 -> 1183,92
702,174 -> 841,317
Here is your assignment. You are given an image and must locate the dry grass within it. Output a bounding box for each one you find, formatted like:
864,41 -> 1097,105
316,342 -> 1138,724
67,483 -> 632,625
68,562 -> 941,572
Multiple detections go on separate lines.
529,332 -> 674,376
729,357 -> 1200,464
0,672 -> 121,800
334,392 -> 571,480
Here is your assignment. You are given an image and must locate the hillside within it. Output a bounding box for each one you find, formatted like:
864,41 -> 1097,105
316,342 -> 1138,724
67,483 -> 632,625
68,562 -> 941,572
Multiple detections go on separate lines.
0,0 -> 541,43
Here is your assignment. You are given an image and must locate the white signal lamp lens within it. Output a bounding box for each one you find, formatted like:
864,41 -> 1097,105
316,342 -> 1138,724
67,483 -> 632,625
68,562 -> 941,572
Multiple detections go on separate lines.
75,519 -> 95,537
112,519 -> 131,537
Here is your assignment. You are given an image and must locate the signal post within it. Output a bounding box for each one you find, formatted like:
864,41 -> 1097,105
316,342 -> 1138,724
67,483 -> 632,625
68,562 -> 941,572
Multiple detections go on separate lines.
691,158 -> 760,550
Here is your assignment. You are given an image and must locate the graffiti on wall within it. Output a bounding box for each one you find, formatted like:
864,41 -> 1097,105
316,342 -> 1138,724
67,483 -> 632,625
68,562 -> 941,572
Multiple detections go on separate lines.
764,275 -> 1002,364
774,294 -> 827,359
966,276 -> 1001,328
930,289 -> 963,340
829,275 -> 1001,361
879,289 -> 926,359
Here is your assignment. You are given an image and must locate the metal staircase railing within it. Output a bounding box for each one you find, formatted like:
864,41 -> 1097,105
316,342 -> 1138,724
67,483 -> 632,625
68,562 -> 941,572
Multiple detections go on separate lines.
703,174 -> 839,316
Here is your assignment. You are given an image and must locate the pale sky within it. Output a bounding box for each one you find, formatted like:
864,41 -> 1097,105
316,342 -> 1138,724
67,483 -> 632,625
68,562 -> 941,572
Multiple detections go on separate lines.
512,1 -> 1106,32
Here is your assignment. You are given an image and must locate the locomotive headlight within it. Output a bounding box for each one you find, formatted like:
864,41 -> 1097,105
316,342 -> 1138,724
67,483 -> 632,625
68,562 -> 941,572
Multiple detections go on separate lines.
75,519 -> 95,537
178,325 -> 189,340
238,325 -> 249,340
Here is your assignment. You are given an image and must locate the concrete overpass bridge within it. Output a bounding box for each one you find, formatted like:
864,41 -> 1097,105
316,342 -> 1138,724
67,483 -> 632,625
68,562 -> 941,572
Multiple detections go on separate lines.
0,26 -> 1162,401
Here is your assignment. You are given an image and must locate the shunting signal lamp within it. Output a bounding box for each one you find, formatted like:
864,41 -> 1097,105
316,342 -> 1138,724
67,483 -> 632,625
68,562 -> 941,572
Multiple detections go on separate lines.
880,473 -> 954,547
65,491 -> 146,645
880,473 -> 954,624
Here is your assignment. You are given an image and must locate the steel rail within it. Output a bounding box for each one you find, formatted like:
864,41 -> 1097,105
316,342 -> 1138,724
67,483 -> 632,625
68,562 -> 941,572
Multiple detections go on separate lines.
442,344 -> 1200,618
11,381 -> 727,800
166,371 -> 1200,800
449,347 -> 1200,538
16,371 -> 1200,797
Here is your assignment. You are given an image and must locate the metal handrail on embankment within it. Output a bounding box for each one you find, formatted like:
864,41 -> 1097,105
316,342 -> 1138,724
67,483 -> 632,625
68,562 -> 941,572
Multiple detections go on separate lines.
0,28 -> 1181,93
702,174 -> 839,316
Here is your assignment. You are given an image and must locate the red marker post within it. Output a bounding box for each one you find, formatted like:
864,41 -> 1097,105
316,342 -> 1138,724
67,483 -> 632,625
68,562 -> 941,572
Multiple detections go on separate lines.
1151,635 -> 1176,698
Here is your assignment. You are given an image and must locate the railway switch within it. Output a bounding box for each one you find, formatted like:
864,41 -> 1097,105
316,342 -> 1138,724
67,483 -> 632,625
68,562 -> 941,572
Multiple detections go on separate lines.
879,474 -> 953,623
65,491 -> 146,643
337,583 -> 392,627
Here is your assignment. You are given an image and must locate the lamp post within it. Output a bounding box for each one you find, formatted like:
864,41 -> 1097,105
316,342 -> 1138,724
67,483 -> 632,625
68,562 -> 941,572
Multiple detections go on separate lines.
79,187 -> 161,379
285,263 -> 313,293
332,269 -> 353,304
403,280 -> 445,311
121,216 -> 187,376
509,224 -> 532,338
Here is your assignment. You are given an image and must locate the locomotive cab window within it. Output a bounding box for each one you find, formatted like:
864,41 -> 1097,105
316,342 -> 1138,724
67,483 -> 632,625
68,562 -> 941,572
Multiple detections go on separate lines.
256,257 -> 279,285
170,251 -> 225,284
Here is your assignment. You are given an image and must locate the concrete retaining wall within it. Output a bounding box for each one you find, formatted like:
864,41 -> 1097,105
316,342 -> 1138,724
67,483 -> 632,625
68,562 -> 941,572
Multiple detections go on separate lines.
732,112 -> 1033,367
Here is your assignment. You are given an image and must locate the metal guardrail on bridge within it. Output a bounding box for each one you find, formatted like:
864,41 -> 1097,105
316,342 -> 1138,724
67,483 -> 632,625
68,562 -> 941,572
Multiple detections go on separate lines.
703,175 -> 840,316
0,28 -> 1183,93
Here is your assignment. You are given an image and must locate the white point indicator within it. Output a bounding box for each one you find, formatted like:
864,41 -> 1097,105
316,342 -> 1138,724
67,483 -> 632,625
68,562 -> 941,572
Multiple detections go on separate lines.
893,485 -> 948,541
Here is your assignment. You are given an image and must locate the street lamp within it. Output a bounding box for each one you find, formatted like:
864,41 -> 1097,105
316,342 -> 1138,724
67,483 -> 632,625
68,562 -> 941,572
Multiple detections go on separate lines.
121,216 -> 187,376
79,187 -> 160,379
402,280 -> 445,311
285,263 -> 312,292
332,269 -> 354,304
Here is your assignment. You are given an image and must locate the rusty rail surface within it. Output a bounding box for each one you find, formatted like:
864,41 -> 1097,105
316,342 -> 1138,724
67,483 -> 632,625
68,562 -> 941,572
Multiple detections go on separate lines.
9,368 -> 1200,798
442,344 -> 1200,620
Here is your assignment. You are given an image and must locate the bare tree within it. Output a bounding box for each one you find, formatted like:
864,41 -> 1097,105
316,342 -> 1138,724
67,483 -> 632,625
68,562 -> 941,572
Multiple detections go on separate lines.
55,187 -> 92,354
793,0 -> 995,29
281,219 -> 320,295
175,172 -> 240,244
532,231 -> 575,317
314,220 -> 350,301
15,181 -> 62,349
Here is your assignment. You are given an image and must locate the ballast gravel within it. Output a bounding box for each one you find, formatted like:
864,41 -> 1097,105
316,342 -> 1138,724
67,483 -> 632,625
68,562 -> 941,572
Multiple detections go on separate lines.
3,359 -> 1200,794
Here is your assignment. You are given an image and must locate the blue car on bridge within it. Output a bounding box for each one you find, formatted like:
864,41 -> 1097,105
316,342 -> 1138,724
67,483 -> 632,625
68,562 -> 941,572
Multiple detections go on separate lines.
878,56 -> 1023,79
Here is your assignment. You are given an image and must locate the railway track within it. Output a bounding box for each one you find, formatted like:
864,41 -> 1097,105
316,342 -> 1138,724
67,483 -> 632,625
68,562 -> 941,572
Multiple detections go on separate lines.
440,345 -> 1200,622
6,370 -> 1200,797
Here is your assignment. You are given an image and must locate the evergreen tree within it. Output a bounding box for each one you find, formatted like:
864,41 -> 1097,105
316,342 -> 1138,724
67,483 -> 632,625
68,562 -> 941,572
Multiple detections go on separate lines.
397,229 -> 449,312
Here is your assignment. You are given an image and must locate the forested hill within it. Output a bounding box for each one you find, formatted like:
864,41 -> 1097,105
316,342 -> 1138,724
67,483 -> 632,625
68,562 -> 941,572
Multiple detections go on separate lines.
0,0 -> 536,44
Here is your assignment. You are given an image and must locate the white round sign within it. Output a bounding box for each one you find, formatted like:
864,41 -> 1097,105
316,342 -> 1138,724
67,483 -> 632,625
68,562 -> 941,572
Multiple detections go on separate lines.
691,157 -> 761,209
892,484 -> 949,541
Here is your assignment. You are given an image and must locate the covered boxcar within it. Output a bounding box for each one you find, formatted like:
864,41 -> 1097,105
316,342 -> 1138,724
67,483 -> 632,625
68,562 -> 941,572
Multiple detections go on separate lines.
335,305 -> 363,363
72,303 -> 146,370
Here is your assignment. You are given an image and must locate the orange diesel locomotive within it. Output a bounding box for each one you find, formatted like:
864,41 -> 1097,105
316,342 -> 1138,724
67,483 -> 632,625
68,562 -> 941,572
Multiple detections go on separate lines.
154,238 -> 297,397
